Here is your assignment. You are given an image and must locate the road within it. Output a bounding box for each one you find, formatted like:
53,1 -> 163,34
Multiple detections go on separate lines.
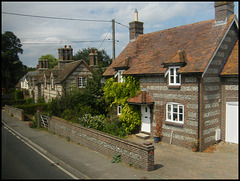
1,126 -> 73,179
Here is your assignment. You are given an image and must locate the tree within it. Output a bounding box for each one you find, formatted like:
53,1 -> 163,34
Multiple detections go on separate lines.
73,47 -> 112,67
2,31 -> 25,91
39,54 -> 58,69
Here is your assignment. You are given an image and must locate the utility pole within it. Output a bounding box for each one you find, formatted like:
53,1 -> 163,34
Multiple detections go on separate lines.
112,19 -> 115,61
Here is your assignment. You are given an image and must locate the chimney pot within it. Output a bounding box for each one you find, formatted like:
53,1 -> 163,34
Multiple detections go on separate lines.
64,45 -> 67,48
134,9 -> 138,21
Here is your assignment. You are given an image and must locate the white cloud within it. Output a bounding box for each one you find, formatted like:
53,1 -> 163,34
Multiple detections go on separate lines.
2,1 -> 238,67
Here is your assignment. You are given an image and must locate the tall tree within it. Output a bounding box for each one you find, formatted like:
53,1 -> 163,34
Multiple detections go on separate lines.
39,54 -> 58,69
2,31 -> 25,91
73,47 -> 112,67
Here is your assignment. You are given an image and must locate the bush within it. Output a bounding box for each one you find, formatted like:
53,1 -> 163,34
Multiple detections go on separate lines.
14,90 -> 24,100
78,114 -> 126,137
25,98 -> 34,105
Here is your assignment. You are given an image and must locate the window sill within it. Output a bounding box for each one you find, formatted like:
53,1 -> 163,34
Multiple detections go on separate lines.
164,120 -> 184,127
168,85 -> 181,89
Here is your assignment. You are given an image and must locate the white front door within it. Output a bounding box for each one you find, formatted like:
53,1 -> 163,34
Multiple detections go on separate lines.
226,102 -> 238,144
141,105 -> 151,133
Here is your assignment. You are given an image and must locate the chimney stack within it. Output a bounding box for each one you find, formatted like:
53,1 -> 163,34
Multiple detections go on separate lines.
58,45 -> 73,69
89,48 -> 98,67
214,1 -> 234,24
129,9 -> 143,42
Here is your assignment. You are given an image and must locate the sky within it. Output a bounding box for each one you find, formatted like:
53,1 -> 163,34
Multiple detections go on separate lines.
2,1 -> 239,68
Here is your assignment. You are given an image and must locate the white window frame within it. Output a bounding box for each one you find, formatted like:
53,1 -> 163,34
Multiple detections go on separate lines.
166,102 -> 184,124
117,105 -> 122,115
114,70 -> 125,83
168,67 -> 181,86
78,77 -> 86,88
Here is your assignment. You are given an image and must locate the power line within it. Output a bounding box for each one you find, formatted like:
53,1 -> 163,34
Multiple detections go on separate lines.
2,12 -> 111,23
115,21 -> 129,29
21,40 -> 105,44
99,26 -> 112,49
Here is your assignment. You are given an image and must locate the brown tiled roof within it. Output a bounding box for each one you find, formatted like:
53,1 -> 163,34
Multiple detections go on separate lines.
103,15 -> 236,76
220,40 -> 239,76
36,60 -> 92,84
128,91 -> 154,105
55,60 -> 92,83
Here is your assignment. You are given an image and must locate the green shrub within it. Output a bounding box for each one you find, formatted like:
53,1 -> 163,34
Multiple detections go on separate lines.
25,98 -> 34,105
103,76 -> 141,134
14,103 -> 48,115
2,99 -> 26,107
111,154 -> 121,163
14,90 -> 24,100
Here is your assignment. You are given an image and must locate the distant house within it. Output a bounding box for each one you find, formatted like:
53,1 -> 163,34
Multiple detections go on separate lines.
19,45 -> 98,103
103,2 -> 238,151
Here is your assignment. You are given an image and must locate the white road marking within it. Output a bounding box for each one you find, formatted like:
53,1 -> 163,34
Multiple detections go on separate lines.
2,122 -> 79,180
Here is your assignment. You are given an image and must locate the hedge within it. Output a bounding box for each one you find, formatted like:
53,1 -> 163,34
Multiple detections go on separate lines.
14,103 -> 49,115
2,99 -> 26,107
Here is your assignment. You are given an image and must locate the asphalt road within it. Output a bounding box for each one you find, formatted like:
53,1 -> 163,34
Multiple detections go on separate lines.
1,126 -> 73,179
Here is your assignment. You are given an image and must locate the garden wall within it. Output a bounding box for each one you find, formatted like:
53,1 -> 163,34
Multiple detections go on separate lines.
49,116 -> 155,171
5,105 -> 24,121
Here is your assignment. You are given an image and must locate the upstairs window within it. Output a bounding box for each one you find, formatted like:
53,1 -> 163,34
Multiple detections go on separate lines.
114,70 -> 125,83
168,67 -> 181,86
78,77 -> 86,88
166,102 -> 184,124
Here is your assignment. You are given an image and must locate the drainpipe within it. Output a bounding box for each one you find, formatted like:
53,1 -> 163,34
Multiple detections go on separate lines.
198,76 -> 202,151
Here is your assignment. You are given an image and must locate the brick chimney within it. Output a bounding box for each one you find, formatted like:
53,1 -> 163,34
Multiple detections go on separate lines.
58,45 -> 73,69
38,59 -> 49,71
214,1 -> 234,23
129,9 -> 144,42
89,48 -> 98,67
58,45 -> 73,61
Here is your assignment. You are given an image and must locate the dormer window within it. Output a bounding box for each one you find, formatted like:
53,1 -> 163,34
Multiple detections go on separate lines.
169,67 -> 181,86
162,50 -> 187,87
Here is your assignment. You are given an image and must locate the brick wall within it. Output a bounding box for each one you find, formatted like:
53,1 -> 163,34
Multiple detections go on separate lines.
5,105 -> 24,121
49,116 -> 155,171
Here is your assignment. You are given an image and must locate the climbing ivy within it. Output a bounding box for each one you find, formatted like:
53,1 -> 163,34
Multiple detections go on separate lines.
103,76 -> 141,134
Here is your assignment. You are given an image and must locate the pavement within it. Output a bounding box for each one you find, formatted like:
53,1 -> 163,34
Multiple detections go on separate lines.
1,109 -> 239,179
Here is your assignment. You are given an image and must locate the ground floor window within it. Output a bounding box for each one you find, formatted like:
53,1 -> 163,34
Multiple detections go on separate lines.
117,105 -> 122,115
166,102 -> 184,124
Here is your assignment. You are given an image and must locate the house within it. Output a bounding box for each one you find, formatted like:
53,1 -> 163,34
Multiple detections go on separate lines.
21,45 -> 98,103
103,2 -> 238,151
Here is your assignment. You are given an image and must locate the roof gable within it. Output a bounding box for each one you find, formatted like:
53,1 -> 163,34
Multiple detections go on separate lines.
220,40 -> 238,76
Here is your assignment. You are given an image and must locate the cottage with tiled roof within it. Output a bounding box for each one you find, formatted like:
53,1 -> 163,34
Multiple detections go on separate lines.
103,2 -> 238,151
24,45 -> 97,103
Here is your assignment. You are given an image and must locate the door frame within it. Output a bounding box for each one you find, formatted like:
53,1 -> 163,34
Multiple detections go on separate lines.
141,104 -> 151,134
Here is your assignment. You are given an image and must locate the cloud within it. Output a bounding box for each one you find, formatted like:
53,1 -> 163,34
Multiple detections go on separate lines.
2,1 -> 238,67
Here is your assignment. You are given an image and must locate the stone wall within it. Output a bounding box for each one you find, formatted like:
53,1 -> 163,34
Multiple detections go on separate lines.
49,116 -> 155,171
200,23 -> 238,151
140,75 -> 199,149
5,105 -> 24,121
